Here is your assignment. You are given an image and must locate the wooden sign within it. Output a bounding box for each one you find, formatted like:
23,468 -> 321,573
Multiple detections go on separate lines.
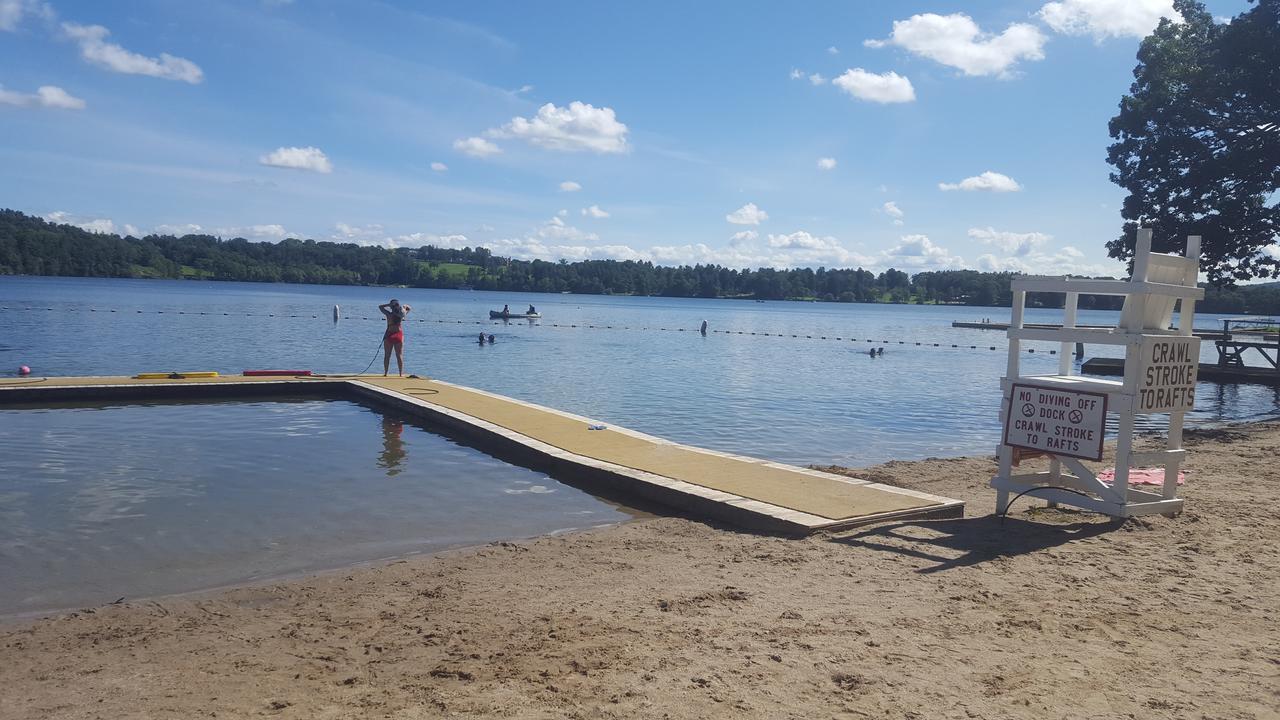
1003,383 -> 1108,461
1137,336 -> 1200,413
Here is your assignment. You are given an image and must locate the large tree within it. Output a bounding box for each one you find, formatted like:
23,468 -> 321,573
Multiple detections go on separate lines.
1106,0 -> 1279,286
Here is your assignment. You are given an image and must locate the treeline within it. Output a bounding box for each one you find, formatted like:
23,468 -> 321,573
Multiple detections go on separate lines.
3,209 -> 1279,312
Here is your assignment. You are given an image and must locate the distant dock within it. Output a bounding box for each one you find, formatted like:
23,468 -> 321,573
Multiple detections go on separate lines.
0,375 -> 963,534
1081,357 -> 1280,386
953,320 -> 1228,340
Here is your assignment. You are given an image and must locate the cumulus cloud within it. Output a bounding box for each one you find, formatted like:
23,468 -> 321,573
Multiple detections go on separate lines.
817,157 -> 837,170
768,230 -> 841,251
430,161 -> 447,172
487,101 -> 629,154
44,210 -> 116,234
726,202 -> 768,225
832,69 -> 916,103
559,180 -> 582,192
581,205 -> 609,219
62,22 -> 203,83
1039,0 -> 1181,40
866,13 -> 1046,78
976,245 -> 1122,276
326,222 -> 469,250
537,215 -> 598,242
789,68 -> 804,80
939,171 -> 1022,192
826,46 -> 840,55
808,73 -> 827,85
883,234 -> 965,269
0,84 -> 85,109
968,226 -> 1049,255
153,222 -> 204,236
729,230 -> 758,246
259,146 -> 333,173
148,222 -> 290,240
453,136 -> 501,157
882,201 -> 905,225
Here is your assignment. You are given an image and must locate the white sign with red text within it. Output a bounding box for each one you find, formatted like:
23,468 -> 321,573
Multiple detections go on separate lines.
1003,384 -> 1108,461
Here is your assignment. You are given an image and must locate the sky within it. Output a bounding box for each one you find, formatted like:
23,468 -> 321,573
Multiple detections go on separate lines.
0,0 -> 1252,276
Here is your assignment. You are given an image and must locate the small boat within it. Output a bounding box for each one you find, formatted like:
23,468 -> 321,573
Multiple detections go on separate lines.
489,310 -> 541,319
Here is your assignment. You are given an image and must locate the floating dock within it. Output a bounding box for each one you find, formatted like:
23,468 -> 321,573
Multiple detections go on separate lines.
1081,357 -> 1280,387
0,375 -> 963,534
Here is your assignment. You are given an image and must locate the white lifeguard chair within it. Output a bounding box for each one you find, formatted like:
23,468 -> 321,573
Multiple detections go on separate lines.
993,229 -> 1204,518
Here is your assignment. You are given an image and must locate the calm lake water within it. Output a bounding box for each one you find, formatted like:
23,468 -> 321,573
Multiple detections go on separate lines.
3,275 -> 1278,468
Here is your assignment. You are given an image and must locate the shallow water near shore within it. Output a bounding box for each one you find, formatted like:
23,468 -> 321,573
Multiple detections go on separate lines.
0,397 -> 639,616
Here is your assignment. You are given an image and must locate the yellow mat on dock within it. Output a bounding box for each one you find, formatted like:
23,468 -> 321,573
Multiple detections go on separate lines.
364,377 -> 938,520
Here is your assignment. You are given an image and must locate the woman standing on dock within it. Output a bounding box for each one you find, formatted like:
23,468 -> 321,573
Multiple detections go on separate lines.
379,299 -> 411,376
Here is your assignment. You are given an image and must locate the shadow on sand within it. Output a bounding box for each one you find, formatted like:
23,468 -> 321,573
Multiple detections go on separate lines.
828,513 -> 1122,573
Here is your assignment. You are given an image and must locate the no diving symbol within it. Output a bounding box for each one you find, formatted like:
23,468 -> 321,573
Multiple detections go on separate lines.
1069,409 -> 1083,424
1021,403 -> 1035,418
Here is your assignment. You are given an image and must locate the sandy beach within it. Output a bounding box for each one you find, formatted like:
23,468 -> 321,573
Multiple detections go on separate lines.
2,422 -> 1277,720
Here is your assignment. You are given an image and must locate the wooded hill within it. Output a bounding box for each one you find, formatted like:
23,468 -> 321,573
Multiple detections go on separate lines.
4,209 -> 1279,313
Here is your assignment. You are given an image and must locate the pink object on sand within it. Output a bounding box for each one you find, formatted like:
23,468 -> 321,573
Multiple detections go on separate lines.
1098,467 -> 1186,486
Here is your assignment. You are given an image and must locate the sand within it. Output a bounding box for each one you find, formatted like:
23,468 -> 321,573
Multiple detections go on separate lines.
2,422 -> 1278,719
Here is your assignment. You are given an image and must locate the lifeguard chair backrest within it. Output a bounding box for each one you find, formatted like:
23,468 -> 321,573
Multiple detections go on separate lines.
1117,229 -> 1200,332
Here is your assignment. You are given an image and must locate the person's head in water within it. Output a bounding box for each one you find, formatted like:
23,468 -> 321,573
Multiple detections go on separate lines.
478,332 -> 486,344
488,334 -> 495,343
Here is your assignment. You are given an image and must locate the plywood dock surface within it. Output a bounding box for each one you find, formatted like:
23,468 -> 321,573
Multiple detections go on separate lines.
0,374 -> 963,532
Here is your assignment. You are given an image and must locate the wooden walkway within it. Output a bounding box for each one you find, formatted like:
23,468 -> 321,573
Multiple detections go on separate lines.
0,374 -> 963,534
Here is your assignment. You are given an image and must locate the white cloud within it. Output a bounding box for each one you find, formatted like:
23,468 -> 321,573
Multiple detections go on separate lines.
559,180 -> 582,192
939,171 -> 1022,192
866,13 -> 1046,78
62,22 -> 203,83
515,84 -> 534,94
259,146 -> 333,173
789,68 -> 804,80
0,84 -> 85,109
729,230 -> 758,246
218,224 -> 288,240
817,157 -> 837,170
44,211 -> 116,234
726,202 -> 768,225
1039,0 -> 1181,40
581,205 -> 609,219
326,222 -> 470,250
537,215 -> 598,242
976,245 -> 1121,276
768,230 -> 841,251
453,136 -> 501,157
430,161 -> 448,172
883,234 -> 965,269
0,0 -> 50,31
826,46 -> 840,55
808,73 -> 827,85
968,226 -> 1049,255
487,101 -> 629,154
832,69 -> 916,103
882,201 -> 905,225
556,209 -> 568,217
153,223 -> 204,236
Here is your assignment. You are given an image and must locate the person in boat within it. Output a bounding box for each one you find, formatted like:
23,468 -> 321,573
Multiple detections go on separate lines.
379,299 -> 410,376
502,304 -> 510,318
527,304 -> 536,315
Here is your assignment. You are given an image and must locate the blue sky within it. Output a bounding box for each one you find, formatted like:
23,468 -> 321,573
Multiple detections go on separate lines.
0,0 -> 1250,275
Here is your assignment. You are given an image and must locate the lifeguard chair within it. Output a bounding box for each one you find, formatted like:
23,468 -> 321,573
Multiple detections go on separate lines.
993,229 -> 1204,518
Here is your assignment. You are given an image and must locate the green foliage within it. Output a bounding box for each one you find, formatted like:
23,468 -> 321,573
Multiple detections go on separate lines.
1107,0 -> 1280,285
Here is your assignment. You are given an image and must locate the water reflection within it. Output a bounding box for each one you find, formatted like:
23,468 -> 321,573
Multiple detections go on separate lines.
378,416 -> 406,476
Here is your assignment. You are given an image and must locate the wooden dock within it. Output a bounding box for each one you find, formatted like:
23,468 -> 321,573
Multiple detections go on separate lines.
0,374 -> 963,534
1081,357 -> 1280,386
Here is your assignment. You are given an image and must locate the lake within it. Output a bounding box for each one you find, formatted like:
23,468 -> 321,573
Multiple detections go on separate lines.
3,275 -> 1278,468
